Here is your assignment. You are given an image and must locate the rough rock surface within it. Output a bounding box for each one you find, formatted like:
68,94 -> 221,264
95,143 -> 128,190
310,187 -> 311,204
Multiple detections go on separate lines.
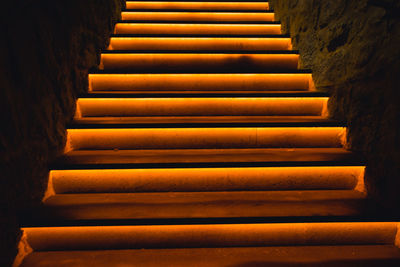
270,0 -> 400,216
0,1 -> 123,266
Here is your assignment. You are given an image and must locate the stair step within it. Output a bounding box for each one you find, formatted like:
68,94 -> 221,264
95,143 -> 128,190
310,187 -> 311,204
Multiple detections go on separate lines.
20,245 -> 400,267
100,53 -> 298,72
43,190 -> 366,220
76,97 -> 325,117
89,73 -> 312,91
108,37 -> 292,51
22,222 -> 398,251
125,1 -> 270,11
121,11 -> 274,22
65,127 -> 345,151
55,148 -> 363,168
50,166 -> 364,194
114,23 -> 280,35
81,91 -> 329,97
71,117 -> 342,128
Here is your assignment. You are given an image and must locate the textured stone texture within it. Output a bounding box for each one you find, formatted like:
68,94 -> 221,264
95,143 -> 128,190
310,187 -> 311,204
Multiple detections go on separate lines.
0,1 -> 123,266
270,0 -> 400,216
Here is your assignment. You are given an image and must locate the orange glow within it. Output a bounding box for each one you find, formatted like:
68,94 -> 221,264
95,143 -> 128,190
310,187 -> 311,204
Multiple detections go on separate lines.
76,97 -> 326,117
121,12 -> 275,22
125,2 -> 270,11
114,23 -> 281,35
22,222 -> 399,251
100,53 -> 298,71
89,73 -> 312,92
49,166 -> 365,193
109,37 -> 292,51
65,127 -> 346,151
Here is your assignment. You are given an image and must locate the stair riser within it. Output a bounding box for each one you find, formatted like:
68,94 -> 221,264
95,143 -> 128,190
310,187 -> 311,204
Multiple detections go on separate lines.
18,246 -> 400,267
76,97 -> 325,117
89,74 -> 311,92
121,12 -> 274,22
22,223 -> 398,251
125,2 -> 270,11
109,37 -> 292,51
100,54 -> 298,72
50,167 -> 364,193
115,23 -> 280,35
58,148 -> 361,166
65,127 -> 345,151
43,192 -> 365,220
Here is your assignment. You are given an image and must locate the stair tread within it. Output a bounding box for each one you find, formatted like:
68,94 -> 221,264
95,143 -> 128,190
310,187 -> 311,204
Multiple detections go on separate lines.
124,1 -> 270,12
123,9 -> 272,12
117,20 -> 279,24
81,91 -> 329,97
112,33 -> 288,38
55,148 -> 363,168
21,245 -> 400,267
101,50 -> 299,54
71,117 -> 341,127
90,69 -> 311,74
43,190 -> 366,220
121,11 -> 275,22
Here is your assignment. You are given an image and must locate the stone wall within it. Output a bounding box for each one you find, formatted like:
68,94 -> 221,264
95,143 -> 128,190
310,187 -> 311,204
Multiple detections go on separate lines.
270,0 -> 400,216
0,1 -> 124,265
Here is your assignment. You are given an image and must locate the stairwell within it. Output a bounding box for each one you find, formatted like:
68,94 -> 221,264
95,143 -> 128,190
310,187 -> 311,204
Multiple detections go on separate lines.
16,1 -> 400,266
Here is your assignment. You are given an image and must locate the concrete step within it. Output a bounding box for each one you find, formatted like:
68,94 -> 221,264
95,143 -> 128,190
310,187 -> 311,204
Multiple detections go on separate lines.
42,190 -> 367,220
49,166 -> 364,194
65,127 -> 345,151
108,37 -> 292,51
76,97 -> 325,117
71,117 -> 341,128
20,245 -> 400,267
125,1 -> 270,11
21,222 -> 398,251
121,11 -> 275,22
89,73 -> 312,92
99,53 -> 298,72
81,90 -> 329,97
114,23 -> 281,35
55,148 -> 363,168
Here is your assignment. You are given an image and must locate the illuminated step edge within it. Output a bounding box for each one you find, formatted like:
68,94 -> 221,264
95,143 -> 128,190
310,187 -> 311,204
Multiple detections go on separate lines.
89,73 -> 313,91
99,54 -> 298,72
108,37 -> 292,51
114,23 -> 281,35
125,2 -> 270,11
48,166 -> 365,194
75,97 -> 326,117
81,91 -> 329,97
65,127 -> 346,151
20,222 -> 400,251
121,12 -> 275,22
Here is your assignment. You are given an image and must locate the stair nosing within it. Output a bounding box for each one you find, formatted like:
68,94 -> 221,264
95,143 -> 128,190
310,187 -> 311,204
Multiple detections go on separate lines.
111,33 -> 290,38
79,92 -> 330,98
101,50 -> 299,54
122,9 -> 275,13
89,69 -> 312,74
124,0 -> 271,2
116,20 -> 280,24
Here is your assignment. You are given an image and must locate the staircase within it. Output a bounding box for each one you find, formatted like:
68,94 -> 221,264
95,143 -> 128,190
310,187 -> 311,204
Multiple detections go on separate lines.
17,1 -> 400,266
